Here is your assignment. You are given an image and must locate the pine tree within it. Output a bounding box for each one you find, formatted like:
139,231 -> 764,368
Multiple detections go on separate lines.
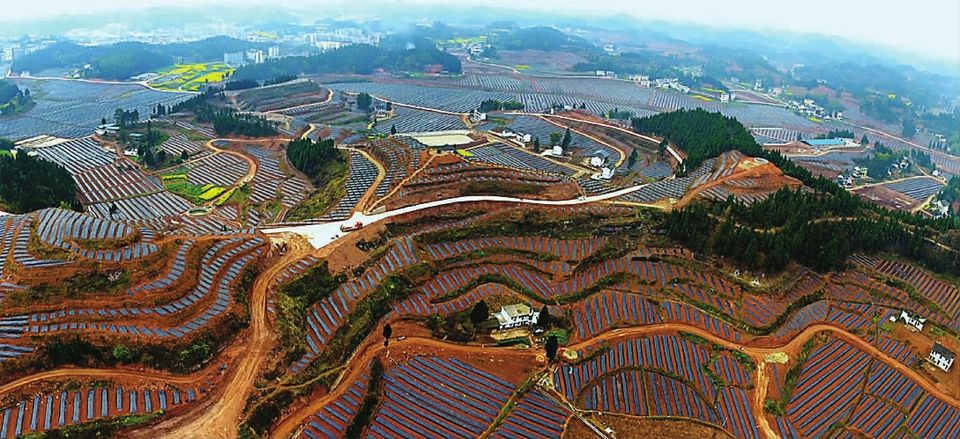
545,336 -> 559,361
470,300 -> 489,326
537,305 -> 551,328
561,128 -> 572,149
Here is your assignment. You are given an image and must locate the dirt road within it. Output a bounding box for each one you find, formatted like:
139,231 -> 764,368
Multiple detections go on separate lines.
131,235 -> 312,439
567,323 -> 960,407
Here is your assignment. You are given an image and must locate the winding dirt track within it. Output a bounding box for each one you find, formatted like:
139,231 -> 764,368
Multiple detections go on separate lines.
580,323 -> 960,408
1,263 -> 955,439
130,235 -> 312,439
0,368 -> 200,396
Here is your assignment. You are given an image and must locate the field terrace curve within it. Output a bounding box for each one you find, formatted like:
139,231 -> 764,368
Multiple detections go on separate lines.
269,196 -> 960,439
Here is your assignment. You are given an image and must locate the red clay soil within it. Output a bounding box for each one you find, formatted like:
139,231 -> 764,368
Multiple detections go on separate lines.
563,414 -> 734,439
886,324 -> 960,397
852,185 -> 922,212
320,222 -> 386,274
763,142 -> 816,154
382,173 -> 581,210
677,160 -> 803,208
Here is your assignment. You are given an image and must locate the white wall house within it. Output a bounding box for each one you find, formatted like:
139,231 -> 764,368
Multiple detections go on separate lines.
928,342 -> 956,372
898,310 -> 926,332
494,304 -> 540,331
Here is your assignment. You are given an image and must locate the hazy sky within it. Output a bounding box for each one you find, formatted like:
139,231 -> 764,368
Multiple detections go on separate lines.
4,0 -> 959,62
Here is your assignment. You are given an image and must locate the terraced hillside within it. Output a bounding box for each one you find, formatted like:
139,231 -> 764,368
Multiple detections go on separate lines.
1,61 -> 958,439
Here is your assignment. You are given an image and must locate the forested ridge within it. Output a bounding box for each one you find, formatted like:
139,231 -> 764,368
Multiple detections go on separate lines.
231,44 -> 461,81
629,109 -> 960,274
0,153 -> 79,213
11,37 -> 260,80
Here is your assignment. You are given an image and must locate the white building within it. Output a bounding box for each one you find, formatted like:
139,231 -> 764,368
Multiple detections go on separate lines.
591,167 -> 614,180
494,304 -> 540,331
471,109 -> 487,122
1,47 -> 14,63
720,92 -> 736,103
316,41 -> 343,51
267,46 -> 280,58
897,310 -> 926,331
223,51 -> 245,66
590,150 -> 612,168
246,49 -> 265,65
928,342 -> 955,372
541,145 -> 564,157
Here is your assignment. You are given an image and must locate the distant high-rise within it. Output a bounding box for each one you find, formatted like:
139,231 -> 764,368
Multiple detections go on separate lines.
223,51 -> 245,66
268,46 -> 280,58
246,49 -> 265,64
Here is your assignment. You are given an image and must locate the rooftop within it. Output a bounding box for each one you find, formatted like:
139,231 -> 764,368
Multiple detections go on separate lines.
803,138 -> 846,147
502,303 -> 531,317
932,342 -> 956,361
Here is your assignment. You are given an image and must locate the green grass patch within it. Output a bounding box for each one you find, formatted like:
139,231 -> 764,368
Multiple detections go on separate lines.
163,177 -> 225,205
286,154 -> 349,221
199,185 -> 227,201
345,358 -> 385,437
546,328 -> 569,344
26,411 -> 163,438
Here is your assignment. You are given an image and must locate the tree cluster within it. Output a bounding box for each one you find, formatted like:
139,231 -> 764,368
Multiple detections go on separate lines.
0,153 -> 79,213
356,92 -> 373,111
281,261 -> 344,306
286,138 -> 346,185
816,129 -> 855,139
607,108 -> 633,120
939,177 -> 960,205
478,99 -> 524,112
0,80 -> 33,116
194,107 -> 277,137
113,108 -> 140,128
0,154 -> 79,213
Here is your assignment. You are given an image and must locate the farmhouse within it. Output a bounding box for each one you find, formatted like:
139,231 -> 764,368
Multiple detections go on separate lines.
590,150 -> 612,168
493,304 -> 540,331
95,123 -> 120,136
928,342 -> 955,372
897,310 -> 926,331
541,145 -> 563,157
591,167 -> 614,180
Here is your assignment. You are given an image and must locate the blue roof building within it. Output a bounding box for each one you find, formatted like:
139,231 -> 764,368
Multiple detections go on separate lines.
803,138 -> 847,147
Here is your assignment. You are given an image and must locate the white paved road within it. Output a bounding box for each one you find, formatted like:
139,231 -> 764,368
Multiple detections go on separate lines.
264,182 -> 651,248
